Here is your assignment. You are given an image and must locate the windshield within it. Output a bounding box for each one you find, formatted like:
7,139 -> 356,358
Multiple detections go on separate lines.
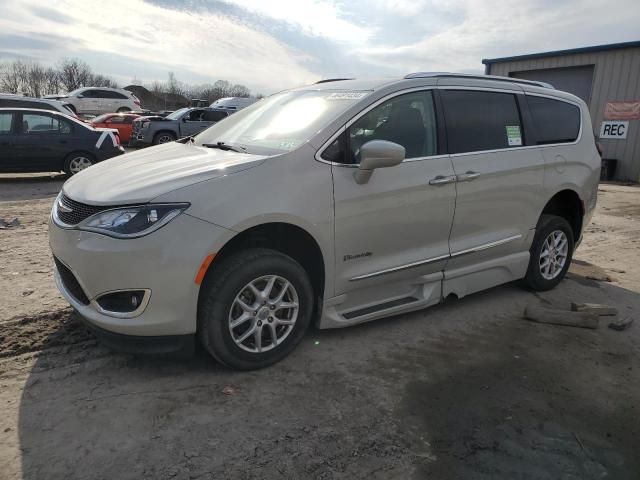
196,90 -> 370,155
67,88 -> 85,96
166,108 -> 189,120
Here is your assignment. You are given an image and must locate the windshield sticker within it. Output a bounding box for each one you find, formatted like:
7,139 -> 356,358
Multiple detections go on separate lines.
326,92 -> 369,100
506,125 -> 522,146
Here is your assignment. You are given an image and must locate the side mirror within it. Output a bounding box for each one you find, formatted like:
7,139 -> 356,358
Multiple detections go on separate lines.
354,140 -> 405,184
77,94 -> 84,98
182,117 -> 188,122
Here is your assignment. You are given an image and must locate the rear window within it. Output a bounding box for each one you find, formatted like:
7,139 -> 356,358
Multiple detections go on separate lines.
442,90 -> 523,154
527,95 -> 580,145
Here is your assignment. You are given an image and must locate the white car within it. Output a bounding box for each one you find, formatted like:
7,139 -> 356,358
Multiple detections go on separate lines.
46,87 -> 141,115
209,96 -> 256,111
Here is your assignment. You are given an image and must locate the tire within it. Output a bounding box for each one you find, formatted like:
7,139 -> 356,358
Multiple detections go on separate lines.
153,131 -> 176,145
117,107 -> 130,113
63,152 -> 95,176
198,248 -> 314,370
522,214 -> 574,291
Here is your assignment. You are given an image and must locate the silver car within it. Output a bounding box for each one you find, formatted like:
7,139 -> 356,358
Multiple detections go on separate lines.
49,73 -> 600,369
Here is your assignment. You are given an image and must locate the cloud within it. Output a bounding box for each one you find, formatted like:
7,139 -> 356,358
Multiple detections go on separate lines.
353,0 -> 640,73
0,0 -> 638,93
219,0 -> 374,44
0,0 -> 320,93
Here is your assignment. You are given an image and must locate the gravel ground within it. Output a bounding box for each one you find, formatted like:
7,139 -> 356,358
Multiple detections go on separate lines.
0,174 -> 638,479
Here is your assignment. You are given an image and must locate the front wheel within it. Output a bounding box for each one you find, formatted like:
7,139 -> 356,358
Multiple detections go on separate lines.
198,248 -> 314,370
153,132 -> 176,145
522,214 -> 574,291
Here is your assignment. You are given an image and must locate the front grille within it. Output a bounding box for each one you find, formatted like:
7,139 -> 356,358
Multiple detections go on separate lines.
57,194 -> 109,226
54,257 -> 90,305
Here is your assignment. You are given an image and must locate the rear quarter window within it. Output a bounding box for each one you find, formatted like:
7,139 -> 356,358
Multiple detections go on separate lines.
526,95 -> 580,145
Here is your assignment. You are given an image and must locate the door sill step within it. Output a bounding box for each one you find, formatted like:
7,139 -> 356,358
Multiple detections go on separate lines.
343,296 -> 419,320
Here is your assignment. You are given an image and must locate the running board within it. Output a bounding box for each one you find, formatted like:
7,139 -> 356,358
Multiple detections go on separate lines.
343,295 -> 419,319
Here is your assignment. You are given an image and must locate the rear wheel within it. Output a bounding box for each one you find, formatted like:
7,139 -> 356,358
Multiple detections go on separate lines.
198,248 -> 314,370
63,152 -> 94,175
522,214 -> 574,291
153,131 -> 176,145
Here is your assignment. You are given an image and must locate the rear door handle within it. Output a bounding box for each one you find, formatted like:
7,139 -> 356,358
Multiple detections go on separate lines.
456,171 -> 481,182
429,175 -> 457,185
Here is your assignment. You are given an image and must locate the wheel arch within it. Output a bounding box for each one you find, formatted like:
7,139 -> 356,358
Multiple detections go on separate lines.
199,221 -> 326,313
153,129 -> 177,142
539,189 -> 584,240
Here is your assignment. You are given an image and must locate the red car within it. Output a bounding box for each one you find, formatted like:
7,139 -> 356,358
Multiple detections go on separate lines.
90,113 -> 141,143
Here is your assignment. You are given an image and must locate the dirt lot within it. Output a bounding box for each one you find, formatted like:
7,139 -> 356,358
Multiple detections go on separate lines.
0,175 -> 638,480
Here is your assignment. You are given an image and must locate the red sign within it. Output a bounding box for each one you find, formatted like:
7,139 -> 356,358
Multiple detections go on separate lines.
604,101 -> 640,120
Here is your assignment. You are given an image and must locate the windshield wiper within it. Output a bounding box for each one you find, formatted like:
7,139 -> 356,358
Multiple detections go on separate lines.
201,141 -> 246,153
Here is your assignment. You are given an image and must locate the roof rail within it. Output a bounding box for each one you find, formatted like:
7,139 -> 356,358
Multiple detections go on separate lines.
404,72 -> 554,89
315,78 -> 354,84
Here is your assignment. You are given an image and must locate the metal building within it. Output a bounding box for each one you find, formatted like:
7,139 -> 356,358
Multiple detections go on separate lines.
483,41 -> 640,182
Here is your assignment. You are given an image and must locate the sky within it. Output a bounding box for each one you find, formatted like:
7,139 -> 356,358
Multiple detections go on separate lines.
0,0 -> 639,94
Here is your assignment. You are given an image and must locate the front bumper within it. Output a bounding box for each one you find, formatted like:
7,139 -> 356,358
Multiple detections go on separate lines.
49,212 -> 231,339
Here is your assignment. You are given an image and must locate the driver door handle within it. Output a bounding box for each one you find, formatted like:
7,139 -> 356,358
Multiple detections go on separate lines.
429,174 -> 457,185
456,171 -> 481,182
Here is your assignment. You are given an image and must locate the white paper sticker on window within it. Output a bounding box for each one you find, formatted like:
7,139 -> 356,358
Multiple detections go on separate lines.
506,125 -> 522,146
326,92 -> 369,100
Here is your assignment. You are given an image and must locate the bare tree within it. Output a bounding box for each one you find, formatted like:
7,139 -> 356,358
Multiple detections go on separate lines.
229,83 -> 250,98
43,67 -> 61,95
57,58 -> 93,92
91,74 -> 119,88
21,61 -> 48,98
0,61 -> 26,94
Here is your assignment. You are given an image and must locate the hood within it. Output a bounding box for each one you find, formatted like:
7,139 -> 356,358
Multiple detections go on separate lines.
63,142 -> 267,205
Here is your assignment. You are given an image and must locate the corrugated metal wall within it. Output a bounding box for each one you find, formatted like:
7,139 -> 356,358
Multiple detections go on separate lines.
487,46 -> 640,181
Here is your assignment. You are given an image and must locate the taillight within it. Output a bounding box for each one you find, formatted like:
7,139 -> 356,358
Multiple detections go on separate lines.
114,133 -> 121,146
134,100 -> 141,106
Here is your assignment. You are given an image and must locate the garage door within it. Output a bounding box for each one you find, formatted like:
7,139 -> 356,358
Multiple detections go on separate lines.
510,65 -> 595,104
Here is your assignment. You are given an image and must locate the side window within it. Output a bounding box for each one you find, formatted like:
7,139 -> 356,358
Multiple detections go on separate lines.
186,110 -> 205,121
22,114 -> 70,134
203,110 -> 228,122
527,96 -> 580,145
348,90 -> 438,162
442,90 -> 523,154
0,113 -> 13,134
80,90 -> 95,98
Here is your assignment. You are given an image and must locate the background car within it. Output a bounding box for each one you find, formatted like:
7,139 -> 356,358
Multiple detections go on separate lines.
0,108 -> 124,175
90,113 -> 141,143
131,107 -> 230,146
209,96 -> 256,111
45,87 -> 142,115
0,94 -> 77,117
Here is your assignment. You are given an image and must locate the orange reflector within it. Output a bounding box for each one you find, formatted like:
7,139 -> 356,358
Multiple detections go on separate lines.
195,254 -> 216,285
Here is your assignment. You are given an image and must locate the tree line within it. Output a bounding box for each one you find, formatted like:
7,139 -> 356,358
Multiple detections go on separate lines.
0,58 -> 255,105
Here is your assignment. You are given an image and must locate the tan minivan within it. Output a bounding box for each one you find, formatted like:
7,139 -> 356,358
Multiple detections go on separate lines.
49,73 -> 600,369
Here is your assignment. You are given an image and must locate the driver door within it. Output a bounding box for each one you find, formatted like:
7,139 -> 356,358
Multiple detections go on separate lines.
330,90 -> 456,301
180,109 -> 209,137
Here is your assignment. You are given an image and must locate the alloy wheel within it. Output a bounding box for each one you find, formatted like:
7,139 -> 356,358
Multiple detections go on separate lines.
228,275 -> 299,353
157,135 -> 174,144
539,229 -> 569,280
68,156 -> 92,174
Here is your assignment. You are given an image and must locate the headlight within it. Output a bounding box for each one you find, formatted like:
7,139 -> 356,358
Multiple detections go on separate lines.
78,203 -> 189,238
